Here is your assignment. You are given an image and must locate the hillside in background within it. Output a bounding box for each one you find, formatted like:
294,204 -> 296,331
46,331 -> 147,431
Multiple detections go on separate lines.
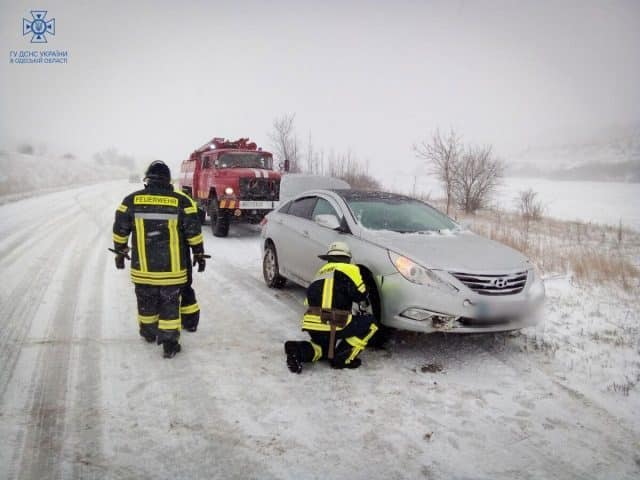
508,127 -> 640,182
0,150 -> 138,197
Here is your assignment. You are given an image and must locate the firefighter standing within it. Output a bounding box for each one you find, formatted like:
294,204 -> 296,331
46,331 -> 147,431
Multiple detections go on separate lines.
112,161 -> 207,358
284,241 -> 379,373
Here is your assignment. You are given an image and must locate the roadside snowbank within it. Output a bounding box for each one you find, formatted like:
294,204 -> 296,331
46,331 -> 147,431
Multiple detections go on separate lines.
0,150 -> 130,197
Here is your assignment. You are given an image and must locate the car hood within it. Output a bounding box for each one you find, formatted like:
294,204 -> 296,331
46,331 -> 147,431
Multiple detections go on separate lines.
362,229 -> 529,272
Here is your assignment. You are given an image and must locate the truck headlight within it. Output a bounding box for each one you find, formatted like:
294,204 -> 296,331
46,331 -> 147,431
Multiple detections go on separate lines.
224,187 -> 234,195
388,251 -> 458,292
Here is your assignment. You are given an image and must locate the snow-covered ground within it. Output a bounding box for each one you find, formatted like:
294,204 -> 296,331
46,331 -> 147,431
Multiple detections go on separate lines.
383,174 -> 640,231
1,182 -> 639,479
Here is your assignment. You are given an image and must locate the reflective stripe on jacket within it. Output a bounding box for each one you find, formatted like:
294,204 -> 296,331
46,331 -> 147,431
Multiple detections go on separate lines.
113,185 -> 204,286
302,262 -> 367,332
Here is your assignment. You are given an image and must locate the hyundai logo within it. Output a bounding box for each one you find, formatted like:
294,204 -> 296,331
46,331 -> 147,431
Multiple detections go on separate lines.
494,278 -> 508,288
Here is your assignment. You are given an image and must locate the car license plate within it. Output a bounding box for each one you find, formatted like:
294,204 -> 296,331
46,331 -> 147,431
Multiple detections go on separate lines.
476,301 -> 490,318
239,201 -> 273,209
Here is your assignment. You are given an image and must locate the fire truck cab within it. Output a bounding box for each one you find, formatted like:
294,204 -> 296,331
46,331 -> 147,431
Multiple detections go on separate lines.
179,137 -> 284,237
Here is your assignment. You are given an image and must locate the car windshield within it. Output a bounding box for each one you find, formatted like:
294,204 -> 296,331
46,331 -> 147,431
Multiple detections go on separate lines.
218,153 -> 273,169
345,196 -> 457,233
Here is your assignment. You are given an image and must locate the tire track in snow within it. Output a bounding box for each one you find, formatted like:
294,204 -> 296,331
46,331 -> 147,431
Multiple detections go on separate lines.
68,228 -> 109,479
0,208 -> 78,267
16,227 -> 95,479
0,213 -> 84,400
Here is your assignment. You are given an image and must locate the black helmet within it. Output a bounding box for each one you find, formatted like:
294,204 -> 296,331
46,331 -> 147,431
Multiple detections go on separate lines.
144,160 -> 171,184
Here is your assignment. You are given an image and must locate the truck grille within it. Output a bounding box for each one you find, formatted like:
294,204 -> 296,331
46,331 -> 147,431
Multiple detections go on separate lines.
449,271 -> 528,296
239,177 -> 279,200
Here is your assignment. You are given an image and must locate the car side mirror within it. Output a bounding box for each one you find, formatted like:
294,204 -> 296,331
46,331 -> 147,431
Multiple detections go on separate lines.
338,216 -> 351,234
314,214 -> 341,230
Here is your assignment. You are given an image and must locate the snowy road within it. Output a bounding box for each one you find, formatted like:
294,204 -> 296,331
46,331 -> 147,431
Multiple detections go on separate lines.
1,182 -> 639,479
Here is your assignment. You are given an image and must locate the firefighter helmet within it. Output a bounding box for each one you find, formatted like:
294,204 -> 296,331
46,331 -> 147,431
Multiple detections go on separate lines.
318,241 -> 352,261
144,160 -> 171,184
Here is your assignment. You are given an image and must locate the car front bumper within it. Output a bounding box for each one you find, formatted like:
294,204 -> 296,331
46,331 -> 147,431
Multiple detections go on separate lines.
379,269 -> 545,333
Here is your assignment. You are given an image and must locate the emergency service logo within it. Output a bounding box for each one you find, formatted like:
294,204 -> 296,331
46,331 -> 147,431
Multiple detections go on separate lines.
23,10 -> 55,43
9,9 -> 68,64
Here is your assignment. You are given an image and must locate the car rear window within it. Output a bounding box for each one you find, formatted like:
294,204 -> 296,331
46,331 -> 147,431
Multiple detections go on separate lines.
287,196 -> 317,219
278,200 -> 293,214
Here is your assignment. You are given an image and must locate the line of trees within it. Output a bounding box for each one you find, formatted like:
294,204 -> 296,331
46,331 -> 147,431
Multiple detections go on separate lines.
268,113 -> 380,190
268,117 -> 506,213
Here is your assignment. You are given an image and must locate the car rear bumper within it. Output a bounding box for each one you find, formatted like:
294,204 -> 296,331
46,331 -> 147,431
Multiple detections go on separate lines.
380,270 -> 545,333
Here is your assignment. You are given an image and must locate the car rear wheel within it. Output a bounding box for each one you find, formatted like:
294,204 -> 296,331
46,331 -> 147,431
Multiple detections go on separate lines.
209,199 -> 229,237
263,243 -> 286,288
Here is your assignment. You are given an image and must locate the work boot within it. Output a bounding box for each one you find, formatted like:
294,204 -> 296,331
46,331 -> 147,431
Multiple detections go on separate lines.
330,342 -> 362,369
284,341 -> 302,374
162,341 -> 181,359
139,328 -> 156,343
330,358 -> 362,369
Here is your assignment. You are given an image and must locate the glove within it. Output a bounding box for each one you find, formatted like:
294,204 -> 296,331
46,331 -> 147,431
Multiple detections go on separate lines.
114,247 -> 129,270
193,253 -> 207,272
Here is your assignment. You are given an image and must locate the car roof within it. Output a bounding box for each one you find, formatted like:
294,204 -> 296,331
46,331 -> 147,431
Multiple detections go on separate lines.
280,175 -> 351,200
329,189 -> 417,202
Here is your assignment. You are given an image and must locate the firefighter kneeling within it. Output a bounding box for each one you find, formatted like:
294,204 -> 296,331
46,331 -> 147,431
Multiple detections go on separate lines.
284,242 -> 378,373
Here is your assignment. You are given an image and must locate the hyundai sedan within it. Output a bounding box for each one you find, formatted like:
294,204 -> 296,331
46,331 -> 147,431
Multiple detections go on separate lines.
260,189 -> 545,334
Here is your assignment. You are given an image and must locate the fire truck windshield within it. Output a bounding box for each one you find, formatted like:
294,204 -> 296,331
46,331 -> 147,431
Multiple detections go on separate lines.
218,153 -> 273,170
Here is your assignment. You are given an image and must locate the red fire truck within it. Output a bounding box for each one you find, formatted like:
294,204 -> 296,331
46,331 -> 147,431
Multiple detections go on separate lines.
179,137 -> 286,237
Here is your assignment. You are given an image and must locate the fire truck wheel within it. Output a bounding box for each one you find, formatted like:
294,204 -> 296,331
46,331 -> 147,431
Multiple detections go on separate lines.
209,199 -> 229,237
263,243 -> 287,288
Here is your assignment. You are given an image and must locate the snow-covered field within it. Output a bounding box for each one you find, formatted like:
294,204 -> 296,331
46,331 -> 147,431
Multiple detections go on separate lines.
1,181 -> 639,479
384,174 -> 640,231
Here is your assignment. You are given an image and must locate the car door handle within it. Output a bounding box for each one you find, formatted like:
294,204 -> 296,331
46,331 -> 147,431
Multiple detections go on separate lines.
302,230 -> 309,237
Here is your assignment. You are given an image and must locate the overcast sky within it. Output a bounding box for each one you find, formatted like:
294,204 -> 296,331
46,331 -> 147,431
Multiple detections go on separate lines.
1,0 -> 639,177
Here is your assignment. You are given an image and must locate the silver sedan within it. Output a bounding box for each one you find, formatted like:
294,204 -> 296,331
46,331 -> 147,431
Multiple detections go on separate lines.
261,189 -> 545,334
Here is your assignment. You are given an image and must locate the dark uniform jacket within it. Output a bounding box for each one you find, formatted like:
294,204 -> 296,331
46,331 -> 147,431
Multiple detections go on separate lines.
112,184 -> 204,286
302,262 -> 368,332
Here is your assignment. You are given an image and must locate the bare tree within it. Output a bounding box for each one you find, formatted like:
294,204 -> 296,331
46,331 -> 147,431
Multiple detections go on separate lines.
327,149 -> 380,190
268,113 -> 301,172
413,129 -> 462,215
305,132 -> 325,175
516,188 -> 544,220
453,145 -> 504,213
17,142 -> 34,155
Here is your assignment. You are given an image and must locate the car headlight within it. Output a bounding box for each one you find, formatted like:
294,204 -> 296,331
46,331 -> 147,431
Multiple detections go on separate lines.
388,251 -> 458,292
224,187 -> 234,195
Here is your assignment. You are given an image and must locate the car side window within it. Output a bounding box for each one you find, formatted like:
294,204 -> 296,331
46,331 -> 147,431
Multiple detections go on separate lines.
287,196 -> 317,219
311,198 -> 339,221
